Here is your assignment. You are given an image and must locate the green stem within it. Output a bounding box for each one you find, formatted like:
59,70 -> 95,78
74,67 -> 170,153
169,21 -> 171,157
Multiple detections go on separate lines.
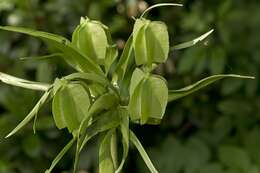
111,130 -> 118,169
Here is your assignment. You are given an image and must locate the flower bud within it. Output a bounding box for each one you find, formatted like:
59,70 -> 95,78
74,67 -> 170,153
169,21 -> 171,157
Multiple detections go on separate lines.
132,18 -> 169,67
72,17 -> 113,66
52,82 -> 91,133
128,68 -> 168,125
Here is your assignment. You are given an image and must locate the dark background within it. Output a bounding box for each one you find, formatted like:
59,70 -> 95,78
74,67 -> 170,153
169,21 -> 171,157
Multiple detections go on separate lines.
0,0 -> 260,173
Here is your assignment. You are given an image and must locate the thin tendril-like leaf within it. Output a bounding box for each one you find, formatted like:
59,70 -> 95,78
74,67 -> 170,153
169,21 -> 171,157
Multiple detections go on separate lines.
168,74 -> 255,102
20,53 -> 62,61
130,130 -> 158,173
110,130 -> 118,169
0,72 -> 50,91
115,109 -> 129,173
73,133 -> 81,173
33,112 -> 38,134
140,3 -> 183,18
0,25 -> 104,75
5,89 -> 52,138
45,137 -> 76,173
171,29 -> 214,50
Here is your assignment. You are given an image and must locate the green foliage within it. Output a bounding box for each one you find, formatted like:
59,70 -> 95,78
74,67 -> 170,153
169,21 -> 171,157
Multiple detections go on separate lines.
0,0 -> 258,173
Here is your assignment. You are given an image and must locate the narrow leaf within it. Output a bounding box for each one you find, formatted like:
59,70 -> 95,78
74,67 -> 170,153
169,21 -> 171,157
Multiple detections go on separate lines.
79,110 -> 120,152
5,90 -> 51,138
45,137 -> 76,173
105,45 -> 118,75
172,29 -> 214,50
99,130 -> 115,173
0,72 -> 50,91
88,92 -> 119,116
73,137 -> 81,173
110,130 -> 118,169
64,72 -> 109,86
140,3 -> 183,18
20,53 -> 62,61
168,74 -> 255,102
0,26 -> 103,74
115,108 -> 129,173
73,111 -> 117,173
130,130 -> 158,173
113,35 -> 135,82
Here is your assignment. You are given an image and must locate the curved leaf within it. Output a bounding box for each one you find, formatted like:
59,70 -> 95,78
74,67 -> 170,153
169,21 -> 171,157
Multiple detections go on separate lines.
0,25 -> 103,74
168,74 -> 254,102
172,29 -> 214,50
79,110 -> 121,152
73,110 -> 120,172
140,3 -> 183,18
88,92 -> 119,116
99,130 -> 115,173
115,108 -> 129,173
0,72 -> 50,91
130,130 -> 158,173
64,72 -> 109,86
105,44 -> 118,74
45,137 -> 76,173
5,89 -> 52,138
20,53 -> 62,61
113,35 -> 135,82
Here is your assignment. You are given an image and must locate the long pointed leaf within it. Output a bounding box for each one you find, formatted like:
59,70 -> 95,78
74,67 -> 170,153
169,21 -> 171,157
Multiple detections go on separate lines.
113,35 -> 135,83
64,72 -> 109,86
45,137 -> 76,173
130,130 -> 158,173
5,89 -> 52,138
172,29 -> 214,50
140,3 -> 183,18
168,74 -> 254,102
0,26 -> 103,74
72,110 -> 120,172
110,130 -> 118,169
0,72 -> 50,91
71,94 -> 120,173
115,108 -> 129,173
99,130 -> 115,173
20,53 -> 62,61
79,110 -> 120,152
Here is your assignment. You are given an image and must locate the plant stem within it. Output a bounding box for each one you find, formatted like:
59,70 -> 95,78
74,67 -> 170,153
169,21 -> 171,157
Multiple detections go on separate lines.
111,130 -> 118,169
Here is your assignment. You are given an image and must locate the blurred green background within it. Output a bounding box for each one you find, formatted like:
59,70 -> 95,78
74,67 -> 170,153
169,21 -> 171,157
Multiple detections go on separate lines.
0,0 -> 259,173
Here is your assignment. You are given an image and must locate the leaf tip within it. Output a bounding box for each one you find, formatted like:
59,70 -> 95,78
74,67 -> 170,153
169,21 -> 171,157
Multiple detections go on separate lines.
5,133 -> 12,139
242,75 -> 255,79
195,29 -> 214,43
